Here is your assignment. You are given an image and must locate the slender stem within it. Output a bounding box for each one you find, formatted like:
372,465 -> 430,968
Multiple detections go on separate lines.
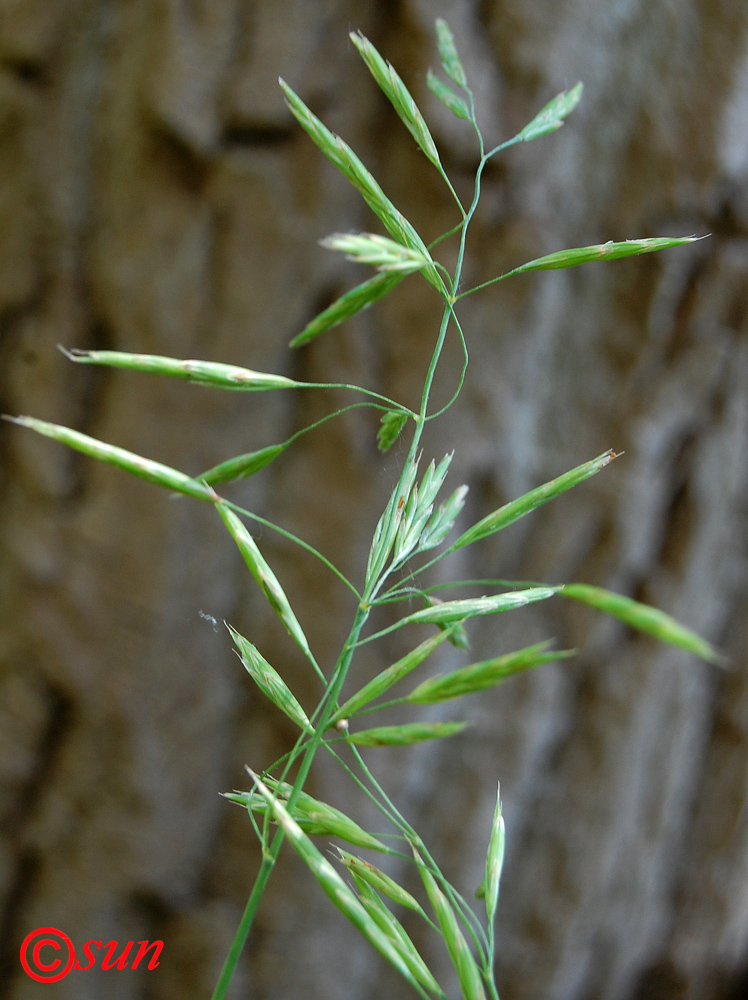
362,149 -> 490,611
303,380 -> 416,414
466,91 -> 484,157
243,796 -> 265,844
223,499 -> 362,601
285,402 -> 394,451
424,306 -> 469,421
342,693 -> 411,718
420,304 -> 453,420
452,154 -> 487,296
485,133 -> 523,159
211,604 -> 371,1000
454,270 -> 511,300
320,743 -> 408,838
363,305 -> 453,607
349,746 -> 489,954
438,164 -> 467,218
486,926 -> 499,1000
210,852 -> 277,1000
371,587 -> 427,605
487,963 -> 501,1000
428,220 -> 465,251
375,540 -> 460,602
352,615 -> 435,646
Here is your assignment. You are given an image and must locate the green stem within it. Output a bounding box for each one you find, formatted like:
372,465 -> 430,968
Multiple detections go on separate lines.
303,380 -> 416,414
438,164 -> 467,217
486,932 -> 500,1000
285,402 -> 391,450
454,270 -> 511,300
320,743 -> 410,842
339,694 -> 411,718
210,850 -> 278,1000
428,219 -> 466,251
352,615 -> 436,646
223,499 -> 362,601
485,133 -> 523,159
349,746 -> 489,956
211,604 -> 371,1000
362,150 -> 489,608
424,305 -> 469,421
370,586 -> 429,605
214,85 -> 509,1000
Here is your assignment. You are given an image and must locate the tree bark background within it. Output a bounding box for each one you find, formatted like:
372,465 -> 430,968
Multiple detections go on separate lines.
1,1 -> 747,998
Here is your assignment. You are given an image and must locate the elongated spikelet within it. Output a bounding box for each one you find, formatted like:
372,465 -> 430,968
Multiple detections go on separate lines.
435,19 -> 468,89
347,721 -> 466,746
407,642 -> 575,704
331,628 -> 452,724
350,31 -> 441,167
199,443 -> 288,486
484,782 -> 505,924
335,849 -> 426,916
354,881 -> 442,995
3,416 -> 216,501
60,347 -> 299,390
291,273 -> 404,348
401,588 -> 559,628
453,452 -> 616,550
217,504 -> 319,675
321,232 -> 432,274
228,627 -> 313,734
279,78 -> 442,291
561,584 -> 724,664
413,849 -> 487,1000
506,236 -> 702,275
514,82 -> 583,142
427,70 -> 470,120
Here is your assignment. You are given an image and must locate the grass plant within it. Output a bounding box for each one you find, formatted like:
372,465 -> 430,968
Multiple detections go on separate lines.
5,18 -> 721,1000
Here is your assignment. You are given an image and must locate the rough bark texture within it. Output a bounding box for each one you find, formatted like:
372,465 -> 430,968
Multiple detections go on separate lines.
1,1 -> 748,999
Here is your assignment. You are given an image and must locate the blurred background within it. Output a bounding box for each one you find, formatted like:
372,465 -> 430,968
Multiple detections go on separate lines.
1,1 -> 747,998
